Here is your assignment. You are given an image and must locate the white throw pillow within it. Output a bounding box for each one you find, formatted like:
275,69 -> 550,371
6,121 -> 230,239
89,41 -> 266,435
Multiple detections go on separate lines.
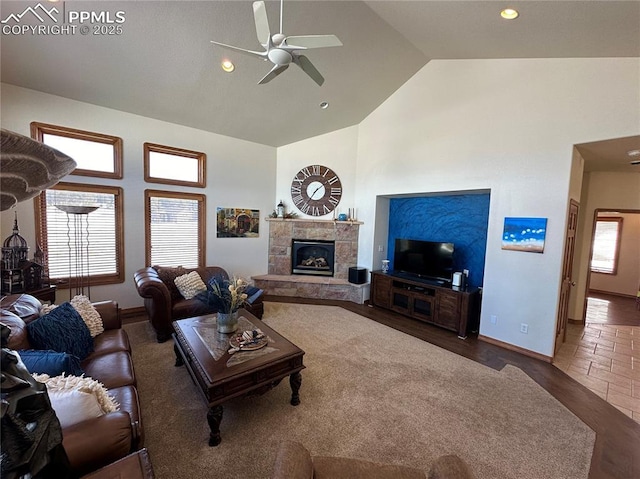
47,389 -> 105,428
70,295 -> 104,337
174,271 -> 207,300
33,373 -> 119,424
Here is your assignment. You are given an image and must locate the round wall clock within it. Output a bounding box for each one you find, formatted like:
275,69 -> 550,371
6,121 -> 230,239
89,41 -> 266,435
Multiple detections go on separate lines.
290,165 -> 342,217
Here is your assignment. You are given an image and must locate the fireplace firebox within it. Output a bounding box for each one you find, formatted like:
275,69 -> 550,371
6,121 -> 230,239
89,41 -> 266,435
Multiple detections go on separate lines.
291,239 -> 335,277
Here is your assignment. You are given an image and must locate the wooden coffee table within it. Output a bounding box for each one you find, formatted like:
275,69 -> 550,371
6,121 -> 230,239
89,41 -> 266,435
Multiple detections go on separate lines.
172,309 -> 305,446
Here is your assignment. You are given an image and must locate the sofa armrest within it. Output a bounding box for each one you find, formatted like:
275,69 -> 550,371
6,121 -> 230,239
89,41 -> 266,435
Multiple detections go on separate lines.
133,267 -> 173,342
93,300 -> 121,330
62,411 -> 133,476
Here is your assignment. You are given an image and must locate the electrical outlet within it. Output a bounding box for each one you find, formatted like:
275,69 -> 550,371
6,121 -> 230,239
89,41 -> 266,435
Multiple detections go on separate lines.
520,323 -> 528,334
378,245 -> 384,252
490,315 -> 497,325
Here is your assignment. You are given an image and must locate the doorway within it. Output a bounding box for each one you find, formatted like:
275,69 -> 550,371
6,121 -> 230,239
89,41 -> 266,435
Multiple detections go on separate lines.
583,208 -> 640,326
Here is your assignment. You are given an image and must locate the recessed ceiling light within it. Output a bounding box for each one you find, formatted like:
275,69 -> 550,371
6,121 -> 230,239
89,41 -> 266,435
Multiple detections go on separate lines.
627,149 -> 640,157
500,8 -> 519,20
319,101 -> 329,109
221,60 -> 234,73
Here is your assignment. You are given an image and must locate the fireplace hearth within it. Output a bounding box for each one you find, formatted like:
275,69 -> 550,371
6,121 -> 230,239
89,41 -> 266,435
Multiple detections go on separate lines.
253,218 -> 367,303
292,239 -> 335,277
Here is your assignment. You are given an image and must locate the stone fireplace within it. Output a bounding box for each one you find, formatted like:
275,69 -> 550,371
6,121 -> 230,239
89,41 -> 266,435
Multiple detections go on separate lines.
252,218 -> 368,303
291,239 -> 335,276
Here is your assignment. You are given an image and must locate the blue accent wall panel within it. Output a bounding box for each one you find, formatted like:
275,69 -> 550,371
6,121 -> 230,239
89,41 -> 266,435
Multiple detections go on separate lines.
387,194 -> 490,288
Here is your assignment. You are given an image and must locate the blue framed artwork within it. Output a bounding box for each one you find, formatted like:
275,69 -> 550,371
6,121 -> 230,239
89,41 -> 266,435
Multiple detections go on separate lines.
501,217 -> 547,253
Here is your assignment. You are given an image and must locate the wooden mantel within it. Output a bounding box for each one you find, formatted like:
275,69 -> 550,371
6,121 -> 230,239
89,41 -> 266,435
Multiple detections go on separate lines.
265,217 -> 363,226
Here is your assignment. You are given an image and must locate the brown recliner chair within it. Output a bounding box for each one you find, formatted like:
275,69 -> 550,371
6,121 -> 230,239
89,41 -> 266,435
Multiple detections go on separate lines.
133,266 -> 265,343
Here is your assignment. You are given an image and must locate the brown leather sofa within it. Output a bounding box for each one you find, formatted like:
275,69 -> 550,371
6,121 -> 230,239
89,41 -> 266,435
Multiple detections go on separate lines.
272,441 -> 475,479
134,265 -> 265,342
0,293 -> 143,477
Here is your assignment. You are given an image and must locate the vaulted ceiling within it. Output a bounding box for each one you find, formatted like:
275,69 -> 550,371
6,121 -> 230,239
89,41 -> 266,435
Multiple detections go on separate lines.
1,1 -> 639,170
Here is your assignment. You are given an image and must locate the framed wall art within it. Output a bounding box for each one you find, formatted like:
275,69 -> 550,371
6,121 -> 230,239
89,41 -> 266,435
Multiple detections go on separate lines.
216,208 -> 260,238
501,217 -> 547,253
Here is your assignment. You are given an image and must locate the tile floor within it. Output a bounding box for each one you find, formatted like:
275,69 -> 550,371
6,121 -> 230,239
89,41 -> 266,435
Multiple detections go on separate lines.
553,293 -> 640,424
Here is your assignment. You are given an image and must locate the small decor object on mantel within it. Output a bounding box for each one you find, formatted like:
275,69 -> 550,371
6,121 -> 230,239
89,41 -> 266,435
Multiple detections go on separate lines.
277,200 -> 285,218
198,276 -> 249,333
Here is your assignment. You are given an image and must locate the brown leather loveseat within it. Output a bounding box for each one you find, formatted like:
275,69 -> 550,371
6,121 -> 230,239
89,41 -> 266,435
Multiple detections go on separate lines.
134,265 -> 264,343
0,293 -> 143,477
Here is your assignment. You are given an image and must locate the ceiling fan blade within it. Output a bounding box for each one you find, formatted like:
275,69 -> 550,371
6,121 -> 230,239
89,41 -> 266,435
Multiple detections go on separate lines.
293,55 -> 324,86
252,1 -> 271,46
284,35 -> 343,49
210,41 -> 266,59
258,64 -> 289,84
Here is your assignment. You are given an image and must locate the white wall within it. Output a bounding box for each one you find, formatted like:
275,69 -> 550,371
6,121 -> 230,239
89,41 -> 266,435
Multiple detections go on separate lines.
1,84 -> 277,309
353,58 -> 639,357
275,125 -> 359,220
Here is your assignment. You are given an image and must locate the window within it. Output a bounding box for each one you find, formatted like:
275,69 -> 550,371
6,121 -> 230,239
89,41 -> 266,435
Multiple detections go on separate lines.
144,142 -> 206,188
34,183 -> 124,286
591,217 -> 623,274
145,190 -> 205,267
31,122 -> 123,179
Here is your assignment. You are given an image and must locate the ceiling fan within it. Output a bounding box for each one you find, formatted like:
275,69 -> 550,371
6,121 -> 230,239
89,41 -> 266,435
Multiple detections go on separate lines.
210,0 -> 342,86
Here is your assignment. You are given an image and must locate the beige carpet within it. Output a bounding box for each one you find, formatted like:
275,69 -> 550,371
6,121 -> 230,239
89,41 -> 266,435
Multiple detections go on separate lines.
125,302 -> 595,479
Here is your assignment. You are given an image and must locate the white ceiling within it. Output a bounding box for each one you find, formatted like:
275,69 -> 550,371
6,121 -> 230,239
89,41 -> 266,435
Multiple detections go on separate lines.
1,0 -> 639,171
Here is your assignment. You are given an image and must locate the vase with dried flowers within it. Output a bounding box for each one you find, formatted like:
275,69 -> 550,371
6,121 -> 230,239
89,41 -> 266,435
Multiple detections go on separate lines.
198,276 -> 249,333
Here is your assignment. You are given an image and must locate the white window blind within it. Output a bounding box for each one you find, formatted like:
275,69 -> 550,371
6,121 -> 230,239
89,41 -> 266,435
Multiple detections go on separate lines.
591,218 -> 622,274
41,188 -> 120,281
147,192 -> 204,268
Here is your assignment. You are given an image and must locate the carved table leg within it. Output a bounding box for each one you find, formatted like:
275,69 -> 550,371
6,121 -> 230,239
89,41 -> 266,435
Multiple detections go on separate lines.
207,405 -> 224,446
289,372 -> 302,406
173,343 -> 184,367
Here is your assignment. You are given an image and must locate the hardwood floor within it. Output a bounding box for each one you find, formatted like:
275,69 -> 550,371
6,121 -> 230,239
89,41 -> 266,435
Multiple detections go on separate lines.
263,295 -> 640,479
585,291 -> 640,327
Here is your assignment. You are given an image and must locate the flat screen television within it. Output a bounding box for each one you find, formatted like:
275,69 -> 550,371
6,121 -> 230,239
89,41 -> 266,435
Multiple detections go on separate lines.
393,239 -> 454,284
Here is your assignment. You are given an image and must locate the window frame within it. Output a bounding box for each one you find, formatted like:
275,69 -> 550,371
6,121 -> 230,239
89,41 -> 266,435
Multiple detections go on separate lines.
143,142 -> 206,188
144,189 -> 206,268
590,216 -> 623,275
30,121 -> 123,179
34,182 -> 125,287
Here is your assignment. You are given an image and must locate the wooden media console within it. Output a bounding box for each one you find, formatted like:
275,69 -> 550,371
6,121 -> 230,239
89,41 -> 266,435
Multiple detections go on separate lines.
370,271 -> 480,338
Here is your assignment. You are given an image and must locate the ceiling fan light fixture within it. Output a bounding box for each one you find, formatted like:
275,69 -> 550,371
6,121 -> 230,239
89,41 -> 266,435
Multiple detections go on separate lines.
500,8 -> 519,20
221,60 -> 235,73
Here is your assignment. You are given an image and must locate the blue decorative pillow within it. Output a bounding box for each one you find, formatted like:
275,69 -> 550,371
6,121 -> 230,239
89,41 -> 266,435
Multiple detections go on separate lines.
245,286 -> 263,304
26,302 -> 94,360
18,349 -> 84,376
